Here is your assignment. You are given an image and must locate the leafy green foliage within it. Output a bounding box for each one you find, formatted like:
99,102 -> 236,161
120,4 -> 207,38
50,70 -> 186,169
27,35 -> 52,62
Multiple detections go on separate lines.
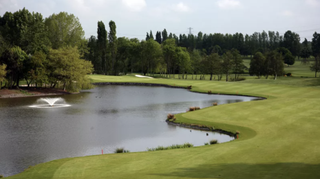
47,47 -> 93,92
249,52 -> 265,78
45,12 -> 85,49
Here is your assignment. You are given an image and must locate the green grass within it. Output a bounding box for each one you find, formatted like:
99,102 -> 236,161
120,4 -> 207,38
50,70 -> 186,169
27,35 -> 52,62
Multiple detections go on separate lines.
7,61 -> 320,179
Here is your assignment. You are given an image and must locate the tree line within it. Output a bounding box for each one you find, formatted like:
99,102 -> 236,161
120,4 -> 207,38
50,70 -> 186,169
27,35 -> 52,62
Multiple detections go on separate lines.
1,8 -> 320,92
0,8 -> 92,91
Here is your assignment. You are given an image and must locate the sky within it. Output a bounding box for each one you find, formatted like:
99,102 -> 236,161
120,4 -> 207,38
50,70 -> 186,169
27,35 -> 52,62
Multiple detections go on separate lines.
0,0 -> 320,41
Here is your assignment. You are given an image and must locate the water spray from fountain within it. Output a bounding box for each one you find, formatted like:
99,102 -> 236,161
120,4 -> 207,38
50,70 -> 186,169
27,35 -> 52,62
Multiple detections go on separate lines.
29,97 -> 71,108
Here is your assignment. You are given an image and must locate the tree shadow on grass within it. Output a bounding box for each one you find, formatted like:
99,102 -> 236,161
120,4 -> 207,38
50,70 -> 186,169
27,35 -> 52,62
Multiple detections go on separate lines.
151,163 -> 320,179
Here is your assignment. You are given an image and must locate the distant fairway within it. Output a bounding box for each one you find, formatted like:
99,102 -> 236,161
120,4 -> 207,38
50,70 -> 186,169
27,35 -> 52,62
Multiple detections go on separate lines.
7,61 -> 320,179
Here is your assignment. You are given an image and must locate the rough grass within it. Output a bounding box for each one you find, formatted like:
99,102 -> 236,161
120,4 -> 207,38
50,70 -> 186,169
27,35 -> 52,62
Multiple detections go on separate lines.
7,61 -> 320,179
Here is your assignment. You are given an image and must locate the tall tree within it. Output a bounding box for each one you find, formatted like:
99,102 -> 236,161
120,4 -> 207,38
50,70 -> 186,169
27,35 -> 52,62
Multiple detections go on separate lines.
311,32 -> 320,77
97,21 -> 107,74
231,49 -> 246,80
265,51 -> 284,80
109,20 -> 117,75
45,12 -> 85,49
300,38 -> 311,64
249,52 -> 265,78
283,30 -> 301,57
149,30 -> 154,40
155,31 -> 162,44
140,39 -> 162,75
222,51 -> 233,81
205,53 -> 221,80
162,29 -> 168,42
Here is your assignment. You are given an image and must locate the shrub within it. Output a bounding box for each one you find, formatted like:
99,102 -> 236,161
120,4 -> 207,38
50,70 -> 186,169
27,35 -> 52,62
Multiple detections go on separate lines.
213,102 -> 218,106
230,77 -> 246,81
186,85 -> 192,89
208,90 -> 212,94
167,114 -> 175,119
0,175 -> 3,178
115,148 -> 130,153
189,107 -> 195,111
195,107 -> 200,110
204,143 -> 209,145
210,139 -> 218,145
236,131 -> 240,134
286,73 -> 292,76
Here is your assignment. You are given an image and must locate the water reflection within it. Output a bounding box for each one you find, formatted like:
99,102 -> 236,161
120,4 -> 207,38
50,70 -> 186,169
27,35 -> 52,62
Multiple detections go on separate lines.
0,85 -> 257,177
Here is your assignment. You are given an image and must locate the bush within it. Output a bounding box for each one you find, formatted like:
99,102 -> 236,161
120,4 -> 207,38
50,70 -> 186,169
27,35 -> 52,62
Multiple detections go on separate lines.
0,175 -> 3,178
209,139 -> 218,145
186,85 -> 192,89
115,148 -> 130,153
204,143 -> 209,145
189,107 -> 200,112
208,90 -> 212,94
167,113 -> 175,119
286,73 -> 292,77
213,102 -> 218,106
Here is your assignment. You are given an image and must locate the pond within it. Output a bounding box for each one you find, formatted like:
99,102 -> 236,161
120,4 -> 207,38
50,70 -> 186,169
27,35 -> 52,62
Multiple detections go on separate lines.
0,85 -> 258,177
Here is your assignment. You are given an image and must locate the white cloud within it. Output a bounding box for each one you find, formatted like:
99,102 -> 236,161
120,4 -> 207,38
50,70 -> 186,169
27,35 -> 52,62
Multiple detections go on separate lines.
306,0 -> 320,7
282,10 -> 294,17
174,2 -> 190,12
122,0 -> 146,12
217,0 -> 240,9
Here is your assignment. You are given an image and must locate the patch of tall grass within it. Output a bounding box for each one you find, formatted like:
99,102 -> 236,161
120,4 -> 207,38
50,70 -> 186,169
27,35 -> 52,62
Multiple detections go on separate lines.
147,143 -> 194,151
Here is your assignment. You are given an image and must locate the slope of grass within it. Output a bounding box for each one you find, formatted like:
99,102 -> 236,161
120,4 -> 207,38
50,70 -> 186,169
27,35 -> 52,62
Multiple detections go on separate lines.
7,65 -> 320,179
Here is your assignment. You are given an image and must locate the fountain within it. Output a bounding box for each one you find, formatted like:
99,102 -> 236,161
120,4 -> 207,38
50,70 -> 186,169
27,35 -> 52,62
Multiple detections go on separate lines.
29,97 -> 71,108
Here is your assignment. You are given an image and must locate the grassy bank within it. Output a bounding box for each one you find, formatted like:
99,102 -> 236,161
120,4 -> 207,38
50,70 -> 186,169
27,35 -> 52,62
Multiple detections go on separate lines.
7,63 -> 320,178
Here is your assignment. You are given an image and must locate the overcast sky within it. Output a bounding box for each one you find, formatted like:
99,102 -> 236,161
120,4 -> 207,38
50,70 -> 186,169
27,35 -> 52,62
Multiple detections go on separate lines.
1,0 -> 320,40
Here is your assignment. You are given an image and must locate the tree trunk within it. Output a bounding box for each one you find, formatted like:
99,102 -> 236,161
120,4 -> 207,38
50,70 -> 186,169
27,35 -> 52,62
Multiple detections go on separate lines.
226,72 -> 229,82
210,73 -> 213,81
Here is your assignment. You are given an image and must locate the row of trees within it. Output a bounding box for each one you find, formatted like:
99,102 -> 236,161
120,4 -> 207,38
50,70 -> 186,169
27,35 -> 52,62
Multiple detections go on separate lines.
0,8 -> 93,91
1,8 -> 320,91
146,29 -> 305,58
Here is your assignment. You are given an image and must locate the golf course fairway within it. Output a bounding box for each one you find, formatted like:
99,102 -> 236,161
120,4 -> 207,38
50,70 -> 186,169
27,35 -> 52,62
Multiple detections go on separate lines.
6,74 -> 320,179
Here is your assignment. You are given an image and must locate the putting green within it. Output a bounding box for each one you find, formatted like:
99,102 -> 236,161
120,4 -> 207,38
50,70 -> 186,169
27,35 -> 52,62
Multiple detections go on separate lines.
7,74 -> 320,179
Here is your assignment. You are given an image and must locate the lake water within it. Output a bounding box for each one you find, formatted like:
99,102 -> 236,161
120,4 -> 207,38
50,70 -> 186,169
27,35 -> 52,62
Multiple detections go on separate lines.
0,85 -> 257,177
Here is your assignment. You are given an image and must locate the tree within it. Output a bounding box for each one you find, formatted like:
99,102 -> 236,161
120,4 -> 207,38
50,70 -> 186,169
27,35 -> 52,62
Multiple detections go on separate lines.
277,47 -> 295,66
97,21 -> 107,74
265,51 -> 284,80
24,51 -> 48,87
221,51 -> 233,81
231,49 -> 246,80
0,64 -> 6,88
310,32 -> 320,77
47,47 -> 93,92
0,46 -> 28,88
155,31 -> 162,44
311,32 -> 320,57
149,30 -> 154,40
300,38 -> 311,64
283,30 -> 301,57
162,38 -> 177,76
109,20 -> 117,75
162,29 -> 168,42
249,52 -> 265,78
140,39 -> 162,75
205,53 -> 221,80
175,47 -> 190,79
45,12 -> 85,49
0,8 -> 50,54
310,56 -> 320,78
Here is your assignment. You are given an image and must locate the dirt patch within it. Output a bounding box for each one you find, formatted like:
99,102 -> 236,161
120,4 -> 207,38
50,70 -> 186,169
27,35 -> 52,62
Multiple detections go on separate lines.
0,87 -> 70,98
